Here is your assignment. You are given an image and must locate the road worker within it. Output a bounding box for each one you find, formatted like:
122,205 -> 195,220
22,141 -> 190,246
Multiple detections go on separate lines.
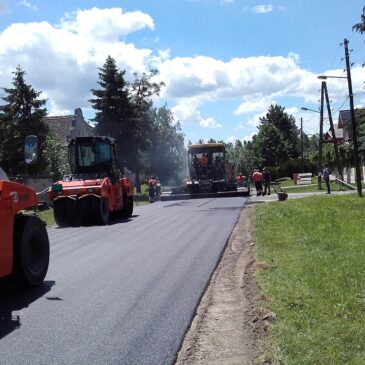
252,169 -> 263,196
235,173 -> 246,187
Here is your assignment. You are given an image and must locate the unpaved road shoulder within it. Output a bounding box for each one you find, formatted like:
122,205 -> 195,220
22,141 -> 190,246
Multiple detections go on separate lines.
175,206 -> 269,365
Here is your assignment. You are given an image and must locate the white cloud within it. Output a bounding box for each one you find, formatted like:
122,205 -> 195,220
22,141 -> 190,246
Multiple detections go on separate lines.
0,7 -> 155,114
242,133 -> 255,142
243,5 -> 282,14
60,7 -> 154,40
253,5 -> 273,14
171,98 -> 222,128
0,4 -> 363,142
234,111 -> 268,131
234,94 -> 275,115
157,52 -> 365,123
227,133 -> 254,143
158,53 -> 320,103
19,0 -> 37,10
225,136 -> 238,143
199,117 -> 223,128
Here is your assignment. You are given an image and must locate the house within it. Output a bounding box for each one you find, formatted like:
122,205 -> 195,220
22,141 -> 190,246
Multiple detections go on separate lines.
323,109 -> 365,184
324,109 -> 365,143
337,110 -> 352,141
324,123 -> 344,143
43,108 -> 94,147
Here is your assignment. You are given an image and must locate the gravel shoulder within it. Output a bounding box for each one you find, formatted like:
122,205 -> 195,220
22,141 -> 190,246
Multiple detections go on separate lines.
175,205 -> 269,365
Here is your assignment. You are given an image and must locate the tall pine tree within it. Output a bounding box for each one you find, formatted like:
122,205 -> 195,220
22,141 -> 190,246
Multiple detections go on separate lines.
0,65 -> 48,176
89,56 -> 134,171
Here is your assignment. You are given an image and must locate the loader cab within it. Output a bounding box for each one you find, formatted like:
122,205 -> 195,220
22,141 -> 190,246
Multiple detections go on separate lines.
68,136 -> 119,181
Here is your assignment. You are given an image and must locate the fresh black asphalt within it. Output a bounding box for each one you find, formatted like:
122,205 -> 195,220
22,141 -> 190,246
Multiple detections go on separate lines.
0,196 -> 247,365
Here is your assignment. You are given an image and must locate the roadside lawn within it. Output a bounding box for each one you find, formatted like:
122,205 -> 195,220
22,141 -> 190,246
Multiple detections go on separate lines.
273,177 -> 357,194
253,194 -> 365,365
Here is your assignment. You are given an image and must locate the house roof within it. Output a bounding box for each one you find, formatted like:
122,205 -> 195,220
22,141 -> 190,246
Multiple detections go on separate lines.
338,110 -> 351,128
43,108 -> 94,146
44,115 -> 75,146
325,123 -> 344,141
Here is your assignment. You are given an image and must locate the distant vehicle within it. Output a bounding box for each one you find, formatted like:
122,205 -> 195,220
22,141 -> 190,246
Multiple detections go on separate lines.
47,136 -> 134,226
0,135 -> 49,288
161,143 -> 250,200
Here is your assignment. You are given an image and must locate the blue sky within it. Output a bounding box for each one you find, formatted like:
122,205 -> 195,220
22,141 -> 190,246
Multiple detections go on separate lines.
1,0 -> 365,144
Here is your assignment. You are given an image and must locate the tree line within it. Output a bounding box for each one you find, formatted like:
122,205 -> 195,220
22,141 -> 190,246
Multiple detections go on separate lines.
202,104 -> 365,182
199,104 -> 313,180
0,58 -> 187,192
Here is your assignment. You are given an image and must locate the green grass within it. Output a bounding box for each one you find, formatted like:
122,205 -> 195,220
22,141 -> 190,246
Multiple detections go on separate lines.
37,208 -> 55,227
253,195 -> 365,364
272,177 -> 355,194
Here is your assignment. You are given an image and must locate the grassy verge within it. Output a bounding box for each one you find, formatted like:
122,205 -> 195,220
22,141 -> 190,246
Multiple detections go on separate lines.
37,208 -> 55,227
273,177 -> 355,194
253,195 -> 365,364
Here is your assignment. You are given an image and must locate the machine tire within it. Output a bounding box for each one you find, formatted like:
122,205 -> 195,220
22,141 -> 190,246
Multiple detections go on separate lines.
78,196 -> 94,226
93,197 -> 110,225
120,195 -> 133,218
10,215 -> 50,289
125,195 -> 133,217
54,198 -> 78,227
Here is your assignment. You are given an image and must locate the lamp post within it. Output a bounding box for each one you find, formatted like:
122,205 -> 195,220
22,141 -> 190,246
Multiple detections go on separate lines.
318,71 -> 362,197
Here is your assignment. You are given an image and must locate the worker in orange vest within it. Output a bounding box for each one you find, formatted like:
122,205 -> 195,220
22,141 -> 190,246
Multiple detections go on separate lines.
235,173 -> 246,187
199,154 -> 209,178
252,169 -> 263,196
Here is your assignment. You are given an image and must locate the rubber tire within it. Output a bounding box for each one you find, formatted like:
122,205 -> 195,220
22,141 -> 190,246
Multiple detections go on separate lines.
10,215 -> 50,289
118,195 -> 133,218
54,198 -> 78,227
125,195 -> 133,217
93,197 -> 110,225
78,196 -> 94,226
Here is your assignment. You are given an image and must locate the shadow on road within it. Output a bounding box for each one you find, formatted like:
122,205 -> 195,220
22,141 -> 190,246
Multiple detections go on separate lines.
53,215 -> 139,229
0,280 -> 55,339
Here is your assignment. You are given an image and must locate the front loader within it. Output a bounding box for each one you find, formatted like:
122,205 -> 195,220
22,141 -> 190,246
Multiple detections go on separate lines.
47,136 -> 134,227
0,136 -> 50,289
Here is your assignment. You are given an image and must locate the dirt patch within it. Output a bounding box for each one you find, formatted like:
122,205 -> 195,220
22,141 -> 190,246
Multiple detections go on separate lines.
175,206 -> 270,365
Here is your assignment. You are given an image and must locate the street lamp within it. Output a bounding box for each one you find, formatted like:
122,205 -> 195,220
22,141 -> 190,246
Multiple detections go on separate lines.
318,75 -> 347,79
301,107 -> 320,113
318,73 -> 362,196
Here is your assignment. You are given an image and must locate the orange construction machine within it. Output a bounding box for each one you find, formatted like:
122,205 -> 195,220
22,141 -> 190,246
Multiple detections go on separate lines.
47,136 -> 134,227
0,136 -> 49,288
161,143 -> 250,200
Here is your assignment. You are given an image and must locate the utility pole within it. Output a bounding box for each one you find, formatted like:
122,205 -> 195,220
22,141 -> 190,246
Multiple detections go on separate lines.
323,81 -> 343,181
344,38 -> 362,196
301,117 -> 304,172
318,82 -> 324,190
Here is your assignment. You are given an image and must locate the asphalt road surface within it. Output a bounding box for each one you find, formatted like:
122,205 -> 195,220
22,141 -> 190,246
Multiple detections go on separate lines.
0,196 -> 247,365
